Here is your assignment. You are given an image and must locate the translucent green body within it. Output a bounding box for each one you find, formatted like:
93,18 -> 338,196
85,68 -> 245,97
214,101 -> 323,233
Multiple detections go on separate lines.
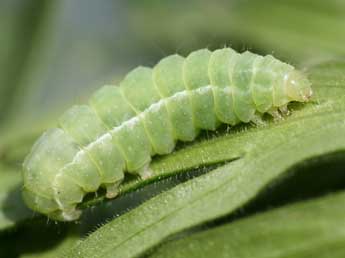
22,48 -> 312,221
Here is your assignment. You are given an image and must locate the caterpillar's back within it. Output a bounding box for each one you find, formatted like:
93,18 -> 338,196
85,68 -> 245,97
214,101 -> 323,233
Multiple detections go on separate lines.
22,48 -> 312,221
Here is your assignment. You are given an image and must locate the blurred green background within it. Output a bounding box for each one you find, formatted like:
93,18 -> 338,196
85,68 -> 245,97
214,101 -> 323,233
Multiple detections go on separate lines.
0,0 -> 344,257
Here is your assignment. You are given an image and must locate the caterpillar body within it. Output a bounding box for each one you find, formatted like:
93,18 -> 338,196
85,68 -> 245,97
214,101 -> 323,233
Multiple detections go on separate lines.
22,48 -> 312,221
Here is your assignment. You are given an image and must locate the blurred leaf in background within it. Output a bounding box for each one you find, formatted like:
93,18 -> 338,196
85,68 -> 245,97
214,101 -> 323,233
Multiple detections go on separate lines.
128,0 -> 345,64
0,0 -> 46,124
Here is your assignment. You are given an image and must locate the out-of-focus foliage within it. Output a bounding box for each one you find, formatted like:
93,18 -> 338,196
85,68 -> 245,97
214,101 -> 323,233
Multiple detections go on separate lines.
128,0 -> 345,64
0,0 -> 46,124
0,0 -> 344,257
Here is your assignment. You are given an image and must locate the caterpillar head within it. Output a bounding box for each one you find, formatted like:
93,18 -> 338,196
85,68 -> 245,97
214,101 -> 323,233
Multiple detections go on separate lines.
285,70 -> 312,102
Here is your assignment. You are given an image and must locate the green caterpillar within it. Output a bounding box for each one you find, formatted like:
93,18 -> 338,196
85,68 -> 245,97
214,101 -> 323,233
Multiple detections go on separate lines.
22,48 -> 312,221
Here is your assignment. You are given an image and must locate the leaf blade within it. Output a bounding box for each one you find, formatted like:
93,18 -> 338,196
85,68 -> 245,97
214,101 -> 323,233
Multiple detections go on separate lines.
149,191 -> 345,258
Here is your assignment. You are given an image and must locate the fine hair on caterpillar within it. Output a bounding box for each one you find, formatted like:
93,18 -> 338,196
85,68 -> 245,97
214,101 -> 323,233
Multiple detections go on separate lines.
22,47 -> 312,221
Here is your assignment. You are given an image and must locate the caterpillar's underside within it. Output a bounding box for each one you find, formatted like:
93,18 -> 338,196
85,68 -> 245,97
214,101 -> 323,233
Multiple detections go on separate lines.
22,48 -> 312,221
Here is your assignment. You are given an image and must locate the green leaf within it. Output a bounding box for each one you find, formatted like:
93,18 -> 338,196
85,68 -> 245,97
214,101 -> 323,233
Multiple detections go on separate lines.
0,220 -> 79,257
20,226 -> 80,258
64,60 -> 345,258
149,191 -> 345,258
0,164 -> 33,230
